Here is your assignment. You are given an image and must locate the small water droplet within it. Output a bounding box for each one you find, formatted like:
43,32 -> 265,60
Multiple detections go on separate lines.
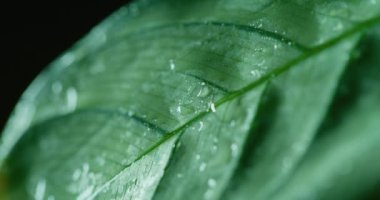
333,22 -> 343,31
96,156 -> 106,166
34,179 -> 46,200
61,53 -> 75,67
170,105 -> 184,118
176,106 -> 182,113
208,178 -> 216,188
198,121 -> 204,131
250,70 -> 261,77
197,85 -> 211,97
66,87 -> 77,111
72,169 -> 81,180
274,44 -> 279,49
51,81 -> 63,94
177,141 -> 182,148
195,154 -> 201,160
210,103 -> 216,112
231,143 -> 239,158
169,59 -> 176,70
199,162 -> 207,172
177,173 -> 183,178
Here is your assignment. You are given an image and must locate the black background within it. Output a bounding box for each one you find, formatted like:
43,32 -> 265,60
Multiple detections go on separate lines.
0,1 -> 131,130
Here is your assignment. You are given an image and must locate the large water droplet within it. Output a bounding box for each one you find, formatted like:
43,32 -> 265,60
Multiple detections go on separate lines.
197,84 -> 211,98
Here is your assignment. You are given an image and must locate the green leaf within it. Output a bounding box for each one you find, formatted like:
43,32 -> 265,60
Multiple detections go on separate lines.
1,0 -> 380,200
270,26 -> 380,200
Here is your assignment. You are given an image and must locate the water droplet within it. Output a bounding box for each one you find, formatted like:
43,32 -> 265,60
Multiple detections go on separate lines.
72,169 -> 81,180
250,70 -> 261,77
208,178 -> 216,188
197,85 -> 211,97
209,103 -> 216,112
66,87 -> 77,111
198,121 -> 204,131
61,53 -> 76,67
169,59 -> 176,70
212,145 -> 218,152
177,173 -> 183,178
170,105 -> 184,118
195,154 -> 201,160
34,179 -> 46,200
51,81 -> 63,94
231,143 -> 239,158
199,162 -> 207,172
274,44 -> 279,49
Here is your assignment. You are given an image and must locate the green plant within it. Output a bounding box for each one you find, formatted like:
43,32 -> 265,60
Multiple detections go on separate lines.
1,0 -> 380,199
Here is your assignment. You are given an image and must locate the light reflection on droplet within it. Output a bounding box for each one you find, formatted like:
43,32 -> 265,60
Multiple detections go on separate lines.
169,59 -> 176,70
210,103 -> 216,112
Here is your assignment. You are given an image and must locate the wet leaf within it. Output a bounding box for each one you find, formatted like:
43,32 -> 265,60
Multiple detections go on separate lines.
1,0 -> 380,199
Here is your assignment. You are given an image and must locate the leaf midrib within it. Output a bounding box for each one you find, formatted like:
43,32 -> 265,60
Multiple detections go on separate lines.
86,15 -> 380,198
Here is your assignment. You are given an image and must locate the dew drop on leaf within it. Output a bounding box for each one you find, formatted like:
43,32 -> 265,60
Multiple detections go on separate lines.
209,103 -> 217,112
198,121 -> 204,131
51,81 -> 63,94
230,143 -> 239,158
66,87 -> 77,111
199,162 -> 207,172
169,59 -> 176,71
34,179 -> 46,200
207,178 -> 217,188
197,84 -> 211,98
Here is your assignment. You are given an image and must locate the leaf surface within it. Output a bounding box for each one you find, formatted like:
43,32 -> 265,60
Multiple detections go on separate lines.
1,0 -> 380,200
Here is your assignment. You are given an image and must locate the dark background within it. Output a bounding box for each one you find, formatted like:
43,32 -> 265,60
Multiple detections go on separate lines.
0,1 -> 131,130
